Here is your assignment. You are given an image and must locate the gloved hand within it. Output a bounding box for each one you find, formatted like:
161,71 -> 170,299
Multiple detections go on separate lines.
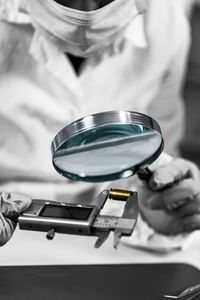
0,192 -> 32,246
138,158 -> 200,235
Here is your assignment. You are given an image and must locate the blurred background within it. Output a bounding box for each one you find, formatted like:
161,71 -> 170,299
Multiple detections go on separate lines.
181,3 -> 200,166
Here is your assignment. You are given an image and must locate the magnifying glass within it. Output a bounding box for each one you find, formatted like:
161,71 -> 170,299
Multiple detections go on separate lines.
51,111 -> 164,182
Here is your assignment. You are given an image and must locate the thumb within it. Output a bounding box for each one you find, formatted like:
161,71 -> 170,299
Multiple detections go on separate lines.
0,192 -> 32,218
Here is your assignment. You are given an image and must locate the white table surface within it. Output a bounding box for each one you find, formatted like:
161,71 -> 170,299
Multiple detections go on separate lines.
1,226 -> 200,269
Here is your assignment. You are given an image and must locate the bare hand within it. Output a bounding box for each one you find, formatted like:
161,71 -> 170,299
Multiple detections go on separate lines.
138,158 -> 200,235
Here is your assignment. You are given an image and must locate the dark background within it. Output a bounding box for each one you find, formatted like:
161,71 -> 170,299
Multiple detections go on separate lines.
182,5 -> 200,166
0,263 -> 200,300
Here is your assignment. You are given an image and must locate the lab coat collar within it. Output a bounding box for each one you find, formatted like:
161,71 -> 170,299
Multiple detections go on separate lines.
28,13 -> 148,99
29,12 -> 146,89
29,30 -> 83,99
125,15 -> 148,49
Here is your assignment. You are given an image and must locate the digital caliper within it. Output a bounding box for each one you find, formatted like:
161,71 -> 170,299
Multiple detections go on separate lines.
19,189 -> 138,248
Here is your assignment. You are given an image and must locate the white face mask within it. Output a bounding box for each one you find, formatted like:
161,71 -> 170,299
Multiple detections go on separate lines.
28,0 -> 148,57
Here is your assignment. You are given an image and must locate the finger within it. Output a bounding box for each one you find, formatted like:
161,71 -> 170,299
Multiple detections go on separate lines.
0,192 -> 32,218
161,179 -> 200,210
147,179 -> 198,210
157,214 -> 200,235
0,214 -> 16,246
144,192 -> 162,209
172,196 -> 200,218
181,214 -> 200,233
149,158 -> 199,191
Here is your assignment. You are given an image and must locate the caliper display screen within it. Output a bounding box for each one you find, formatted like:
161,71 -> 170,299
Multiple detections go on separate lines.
40,205 -> 93,220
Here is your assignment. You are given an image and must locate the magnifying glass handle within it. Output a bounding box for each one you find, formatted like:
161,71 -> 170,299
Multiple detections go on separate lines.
137,167 -> 153,183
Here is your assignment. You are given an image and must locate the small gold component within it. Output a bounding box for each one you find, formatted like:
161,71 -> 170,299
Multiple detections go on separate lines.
109,189 -> 132,201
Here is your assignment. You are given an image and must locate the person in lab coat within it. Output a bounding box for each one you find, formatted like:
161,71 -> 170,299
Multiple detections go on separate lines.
1,0 -> 200,247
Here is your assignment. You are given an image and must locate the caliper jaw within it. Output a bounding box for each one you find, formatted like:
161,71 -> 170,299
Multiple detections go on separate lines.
91,189 -> 138,249
94,232 -> 110,248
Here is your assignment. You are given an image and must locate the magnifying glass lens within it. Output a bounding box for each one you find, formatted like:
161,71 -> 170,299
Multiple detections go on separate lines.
52,120 -> 163,182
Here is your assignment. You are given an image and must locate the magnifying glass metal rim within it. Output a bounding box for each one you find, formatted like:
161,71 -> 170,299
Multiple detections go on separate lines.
51,110 -> 164,182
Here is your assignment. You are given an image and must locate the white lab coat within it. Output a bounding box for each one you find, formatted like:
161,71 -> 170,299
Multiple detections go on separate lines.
0,0 -> 193,251
0,0 -> 190,199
